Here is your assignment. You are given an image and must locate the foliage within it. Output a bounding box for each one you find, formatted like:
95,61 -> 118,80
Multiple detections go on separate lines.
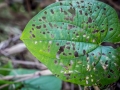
9,69 -> 62,90
21,0 -> 120,87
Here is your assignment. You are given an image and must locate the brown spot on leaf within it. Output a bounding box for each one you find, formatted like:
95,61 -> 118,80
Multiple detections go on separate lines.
79,10 -> 82,15
49,23 -> 53,28
66,46 -> 70,49
43,24 -> 46,28
42,17 -> 46,20
69,3 -> 72,6
92,30 -> 99,33
88,17 -> 92,23
82,6 -> 84,8
60,8 -> 63,12
36,26 -> 41,29
60,2 -> 63,5
64,11 -> 67,15
44,11 -> 47,14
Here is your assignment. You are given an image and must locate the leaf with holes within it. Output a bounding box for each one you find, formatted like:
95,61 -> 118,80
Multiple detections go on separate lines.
21,0 -> 120,86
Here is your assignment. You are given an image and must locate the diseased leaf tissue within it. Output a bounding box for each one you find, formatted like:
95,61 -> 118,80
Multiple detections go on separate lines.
21,0 -> 120,86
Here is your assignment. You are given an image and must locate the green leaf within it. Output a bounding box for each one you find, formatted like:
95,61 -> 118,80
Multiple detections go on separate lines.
10,69 -> 62,90
0,62 -> 13,76
21,0 -> 120,86
10,68 -> 37,75
22,75 -> 62,90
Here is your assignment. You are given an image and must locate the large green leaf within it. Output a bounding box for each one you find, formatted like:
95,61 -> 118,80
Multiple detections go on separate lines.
21,0 -> 120,86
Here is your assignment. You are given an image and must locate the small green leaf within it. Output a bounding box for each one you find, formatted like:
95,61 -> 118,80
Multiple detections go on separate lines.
0,62 -> 13,76
21,0 -> 120,86
22,75 -> 62,90
10,69 -> 62,90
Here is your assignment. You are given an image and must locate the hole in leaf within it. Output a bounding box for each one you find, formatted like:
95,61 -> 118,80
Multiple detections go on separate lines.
85,13 -> 88,16
32,34 -> 35,38
110,28 -> 113,31
92,30 -> 99,33
60,8 -> 63,12
69,53 -> 72,55
74,51 -> 79,57
101,30 -> 105,33
51,34 -> 54,38
105,60 -> 108,65
54,60 -> 58,64
88,17 -> 92,23
103,8 -> 106,10
68,25 -> 73,30
64,11 -> 67,15
82,6 -> 84,8
43,24 -> 46,28
44,11 -> 47,14
63,53 -> 67,56
43,32 -> 45,34
42,17 -> 46,20
97,6 -> 100,9
32,24 -> 35,27
56,43 -> 59,46
69,3 -> 72,6
68,7 -> 75,15
60,2 -> 63,5
79,10 -> 82,14
66,42 -> 70,45
110,69 -> 114,73
36,26 -> 41,29
66,46 -> 70,49
49,23 -> 53,28
107,75 -> 111,78
51,9 -> 54,14
39,19 -> 42,21
76,2 -> 79,4
83,50 -> 86,55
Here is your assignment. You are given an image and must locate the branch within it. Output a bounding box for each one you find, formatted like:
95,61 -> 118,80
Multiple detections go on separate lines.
93,86 -> 100,90
106,0 -> 120,10
0,70 -> 52,89
0,70 -> 52,80
1,57 -> 47,70
1,43 -> 26,56
0,32 -> 20,51
0,3 -> 7,8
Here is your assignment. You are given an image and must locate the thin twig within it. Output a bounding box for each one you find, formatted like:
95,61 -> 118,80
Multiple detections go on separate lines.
1,57 -> 47,70
0,35 -> 20,50
26,0 -> 31,16
0,84 -> 9,89
71,84 -> 74,90
0,70 -> 52,80
0,70 -> 52,89
0,3 -> 7,8
106,0 -> 120,10
78,85 -> 82,90
1,43 -> 26,56
93,86 -> 100,90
